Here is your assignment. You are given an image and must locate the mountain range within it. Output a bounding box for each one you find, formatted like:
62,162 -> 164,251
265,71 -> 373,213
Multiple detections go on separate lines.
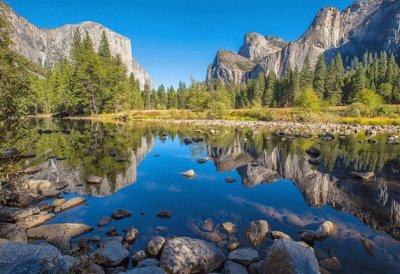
0,4 -> 152,89
206,0 -> 400,85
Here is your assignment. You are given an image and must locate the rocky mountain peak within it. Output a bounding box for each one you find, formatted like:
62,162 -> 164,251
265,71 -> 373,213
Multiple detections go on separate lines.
1,4 -> 151,89
207,0 -> 400,85
238,32 -> 285,61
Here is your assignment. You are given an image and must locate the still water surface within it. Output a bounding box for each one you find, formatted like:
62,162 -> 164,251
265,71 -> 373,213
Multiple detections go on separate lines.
21,119 -> 400,273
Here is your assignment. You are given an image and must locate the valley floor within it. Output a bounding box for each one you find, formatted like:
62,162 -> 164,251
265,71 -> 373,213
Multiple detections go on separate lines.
60,106 -> 400,126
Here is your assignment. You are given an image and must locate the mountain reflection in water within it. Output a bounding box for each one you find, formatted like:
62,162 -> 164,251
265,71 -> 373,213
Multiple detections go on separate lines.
20,119 -> 400,272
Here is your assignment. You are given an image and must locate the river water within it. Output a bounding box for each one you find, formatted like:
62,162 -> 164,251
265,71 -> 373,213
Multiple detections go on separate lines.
19,119 -> 400,273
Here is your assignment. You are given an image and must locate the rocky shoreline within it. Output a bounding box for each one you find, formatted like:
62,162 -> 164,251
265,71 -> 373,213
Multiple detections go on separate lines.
0,157 -> 341,274
121,118 -> 400,135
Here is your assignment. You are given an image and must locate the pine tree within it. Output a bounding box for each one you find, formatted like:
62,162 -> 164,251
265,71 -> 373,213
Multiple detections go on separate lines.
300,56 -> 313,90
98,31 -> 111,60
313,55 -> 327,99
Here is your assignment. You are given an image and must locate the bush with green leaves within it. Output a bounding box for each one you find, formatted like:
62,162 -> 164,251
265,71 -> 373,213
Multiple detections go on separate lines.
294,87 -> 321,112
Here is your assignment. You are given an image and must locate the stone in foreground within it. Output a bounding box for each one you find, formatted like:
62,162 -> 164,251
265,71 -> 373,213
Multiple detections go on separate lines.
262,238 -> 320,274
228,247 -> 260,266
123,266 -> 165,274
91,240 -> 129,267
0,242 -> 68,274
27,223 -> 92,240
224,260 -> 249,274
147,236 -> 166,257
245,220 -> 269,246
160,237 -> 225,274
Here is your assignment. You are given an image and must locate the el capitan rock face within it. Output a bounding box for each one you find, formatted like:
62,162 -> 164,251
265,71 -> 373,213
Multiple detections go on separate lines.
0,4 -> 151,89
207,0 -> 400,85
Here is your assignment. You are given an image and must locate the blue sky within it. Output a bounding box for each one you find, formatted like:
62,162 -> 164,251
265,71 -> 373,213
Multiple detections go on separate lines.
6,0 -> 354,88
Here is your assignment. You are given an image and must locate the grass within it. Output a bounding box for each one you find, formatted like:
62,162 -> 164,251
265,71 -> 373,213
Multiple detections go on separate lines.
34,105 -> 400,126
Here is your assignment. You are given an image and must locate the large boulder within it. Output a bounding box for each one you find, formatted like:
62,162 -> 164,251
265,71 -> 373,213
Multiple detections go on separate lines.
0,242 -> 68,273
228,247 -> 260,266
0,223 -> 27,243
147,236 -> 166,257
262,238 -> 320,274
160,237 -> 225,274
245,220 -> 269,246
123,266 -> 165,274
91,240 -> 129,267
224,260 -> 249,274
27,223 -> 92,240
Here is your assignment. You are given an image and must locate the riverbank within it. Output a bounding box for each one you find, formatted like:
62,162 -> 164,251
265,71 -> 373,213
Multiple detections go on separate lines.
34,105 -> 397,128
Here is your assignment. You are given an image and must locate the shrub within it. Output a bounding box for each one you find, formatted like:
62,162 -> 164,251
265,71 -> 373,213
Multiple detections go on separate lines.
294,88 -> 321,112
353,88 -> 384,109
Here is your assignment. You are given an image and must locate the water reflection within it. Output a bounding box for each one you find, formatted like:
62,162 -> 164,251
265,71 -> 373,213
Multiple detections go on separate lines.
22,119 -> 400,243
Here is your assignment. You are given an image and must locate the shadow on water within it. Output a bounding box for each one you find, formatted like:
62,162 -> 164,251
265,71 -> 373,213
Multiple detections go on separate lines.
19,118 -> 400,273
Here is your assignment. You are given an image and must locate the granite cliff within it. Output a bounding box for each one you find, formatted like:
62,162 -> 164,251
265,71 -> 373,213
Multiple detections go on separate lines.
1,4 -> 152,89
207,0 -> 400,85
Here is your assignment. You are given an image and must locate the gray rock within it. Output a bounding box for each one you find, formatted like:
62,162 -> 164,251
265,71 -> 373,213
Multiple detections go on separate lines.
249,260 -> 264,274
319,257 -> 342,271
147,236 -> 166,257
53,197 -> 86,213
27,223 -> 93,240
86,175 -> 103,184
111,209 -> 132,220
315,221 -> 336,240
91,240 -> 129,267
63,255 -> 78,271
98,216 -> 112,227
221,222 -> 236,234
160,237 -> 225,274
0,223 -> 27,243
245,220 -> 269,246
351,171 -> 375,180
124,227 -> 139,244
0,147 -> 20,160
0,242 -> 68,274
123,266 -> 165,274
201,218 -> 214,232
271,231 -> 290,240
262,238 -> 320,274
132,250 -> 147,266
137,258 -> 160,268
224,260 -> 249,274
228,247 -> 260,266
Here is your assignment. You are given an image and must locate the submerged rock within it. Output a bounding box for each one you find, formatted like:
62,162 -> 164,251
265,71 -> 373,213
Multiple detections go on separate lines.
221,222 -> 236,234
156,209 -> 172,219
111,209 -> 132,220
315,221 -> 336,240
124,227 -> 139,244
201,218 -> 214,232
0,242 -> 68,274
245,220 -> 269,246
137,258 -> 160,268
319,257 -> 342,271
225,177 -> 237,183
197,157 -> 210,164
181,169 -> 195,178
98,216 -> 112,227
160,237 -> 225,274
262,238 -> 320,274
